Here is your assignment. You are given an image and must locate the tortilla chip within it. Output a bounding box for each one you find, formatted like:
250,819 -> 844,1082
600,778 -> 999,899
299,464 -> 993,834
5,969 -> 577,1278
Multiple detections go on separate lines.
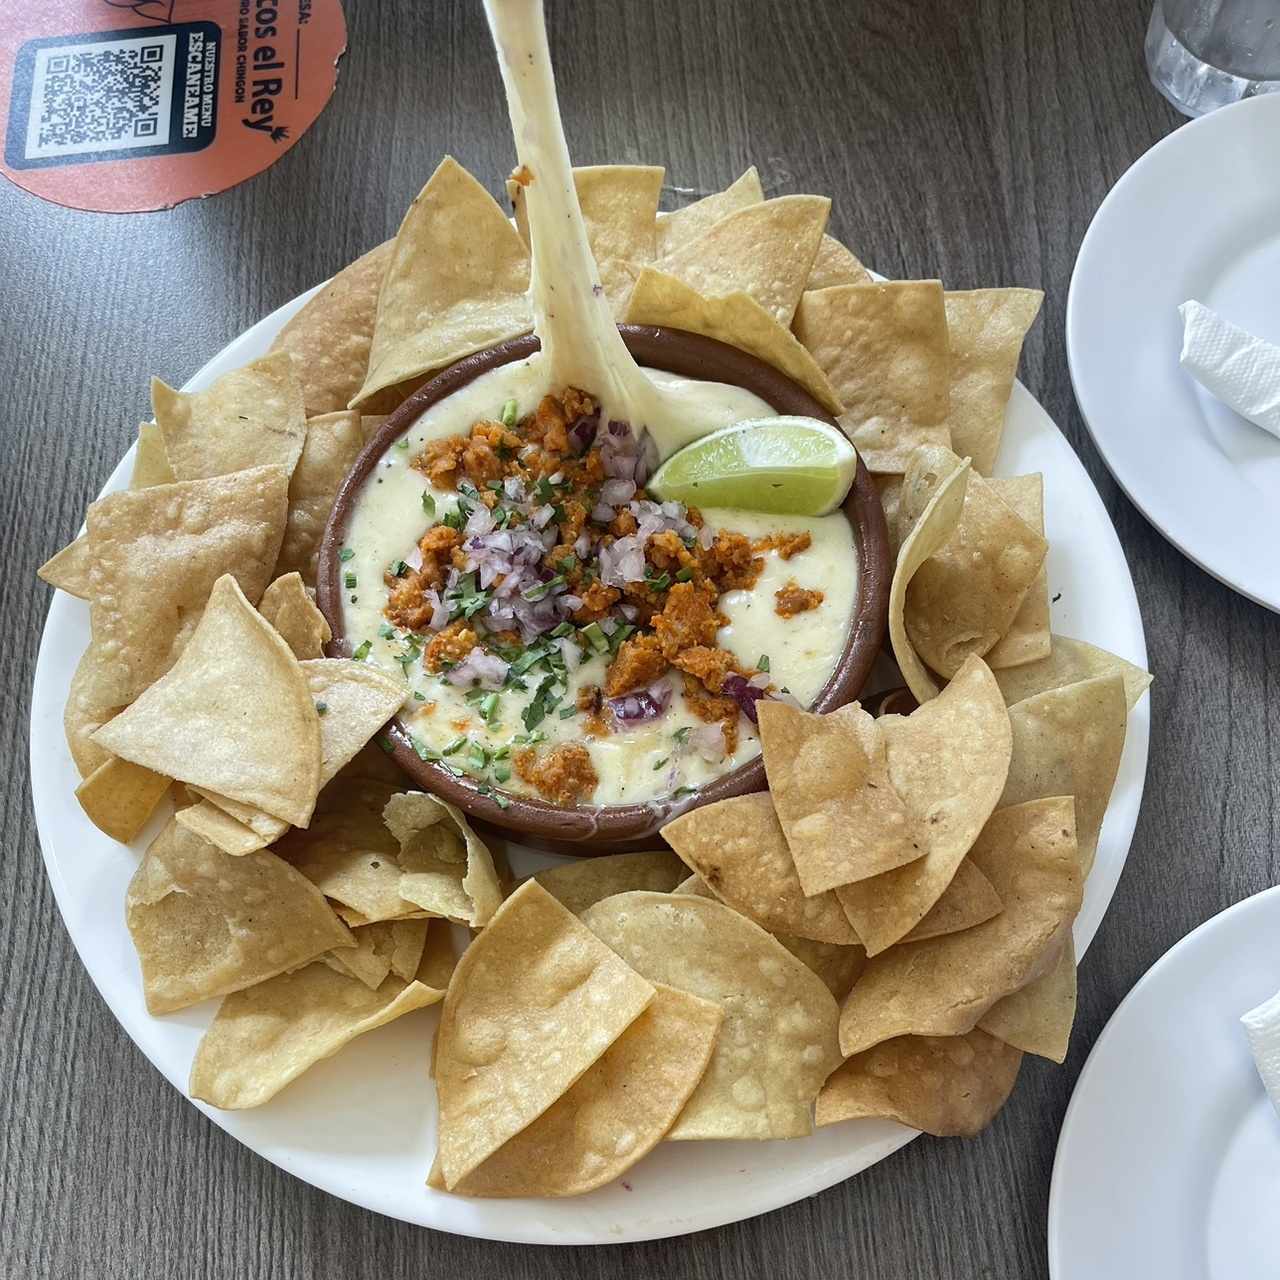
185,657 -> 404,854
512,164 -> 663,315
984,474 -> 1051,668
943,288 -> 1044,475
835,656 -> 1012,955
64,645 -> 125,776
75,756 -> 170,843
654,166 -> 763,257
979,936 -> 1076,1062
899,445 -> 1048,678
84,464 -> 289,705
190,962 -> 442,1109
92,575 -> 322,827
152,352 -> 306,482
174,799 -> 265,856
805,233 -> 871,290
527,850 -> 687,915
128,818 -> 352,1014
269,240 -> 394,415
875,474 -> 904,560
654,194 -> 829,326
131,421 -> 175,488
274,411 -> 365,585
887,457 -> 970,703
839,797 -> 1082,1056
900,858 -> 1002,943
435,880 -> 654,1188
439,983 -> 721,1198
581,891 -> 841,1139
991,635 -> 1152,712
759,701 -> 923,894
258,572 -> 330,659
38,534 -> 92,598
662,792 -> 859,944
277,777 -> 420,922
418,918 -> 458,990
1001,674 -> 1128,876
625,268 -> 841,413
794,281 -> 951,473
383,792 -> 503,928
354,157 -> 532,409
776,935 -> 867,1000
322,918 -> 429,989
817,1029 -> 1023,1137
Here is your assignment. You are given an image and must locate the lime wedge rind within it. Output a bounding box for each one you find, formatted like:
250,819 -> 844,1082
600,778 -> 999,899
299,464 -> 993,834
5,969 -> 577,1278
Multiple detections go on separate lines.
649,416 -> 857,517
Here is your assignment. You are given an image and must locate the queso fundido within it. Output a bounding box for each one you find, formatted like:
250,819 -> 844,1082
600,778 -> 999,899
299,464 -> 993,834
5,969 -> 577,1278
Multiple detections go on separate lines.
339,356 -> 857,808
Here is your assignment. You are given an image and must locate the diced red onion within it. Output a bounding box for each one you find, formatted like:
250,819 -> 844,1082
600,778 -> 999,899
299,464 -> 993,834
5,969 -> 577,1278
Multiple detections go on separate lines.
698,525 -> 715,550
531,504 -> 556,529
404,544 -> 423,571
465,505 -> 495,537
722,673 -> 771,724
748,672 -> 772,690
573,532 -> 591,558
591,501 -> 615,524
557,637 -> 582,671
443,647 -> 509,688
547,471 -> 564,486
601,478 -> 637,506
503,476 -> 525,501
619,603 -> 638,622
560,594 -> 583,612
607,683 -> 671,723
689,722 -> 727,762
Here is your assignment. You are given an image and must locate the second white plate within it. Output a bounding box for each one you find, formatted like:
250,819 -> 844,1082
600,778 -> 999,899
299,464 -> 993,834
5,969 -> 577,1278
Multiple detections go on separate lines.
1067,92 -> 1280,612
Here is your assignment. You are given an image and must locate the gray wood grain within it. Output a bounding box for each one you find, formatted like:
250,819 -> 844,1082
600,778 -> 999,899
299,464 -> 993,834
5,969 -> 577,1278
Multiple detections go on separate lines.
3,0 -> 1276,1275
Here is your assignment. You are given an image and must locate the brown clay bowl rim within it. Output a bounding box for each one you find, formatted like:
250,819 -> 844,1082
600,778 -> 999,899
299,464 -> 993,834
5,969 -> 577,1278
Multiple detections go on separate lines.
317,325 -> 890,855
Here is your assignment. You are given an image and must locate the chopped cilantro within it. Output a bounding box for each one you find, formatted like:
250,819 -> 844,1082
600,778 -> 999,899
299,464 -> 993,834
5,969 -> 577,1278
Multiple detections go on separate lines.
653,757 -> 669,771
535,476 -> 555,503
441,736 -> 467,756
549,621 -> 574,638
581,622 -> 609,654
493,762 -> 512,784
673,785 -> 697,799
343,571 -> 357,589
521,573 -> 566,603
422,492 -> 436,518
675,567 -> 694,582
501,398 -> 518,428
673,726 -> 691,744
494,792 -> 511,809
395,437 -> 409,450
758,654 -> 771,672
646,571 -> 671,592
352,639 -> 372,661
492,745 -> 511,760
412,690 -> 426,701
389,559 -> 410,578
338,547 -> 355,562
558,555 -> 577,574
558,705 -> 576,719
479,691 -> 501,722
378,622 -> 396,639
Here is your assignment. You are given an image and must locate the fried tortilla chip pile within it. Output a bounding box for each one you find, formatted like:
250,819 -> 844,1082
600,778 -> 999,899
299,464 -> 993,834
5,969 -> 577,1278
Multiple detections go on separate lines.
38,159 -> 1151,1197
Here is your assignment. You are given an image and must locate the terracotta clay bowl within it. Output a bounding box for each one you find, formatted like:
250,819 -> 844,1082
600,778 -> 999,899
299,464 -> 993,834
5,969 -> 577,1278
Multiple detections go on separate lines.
318,325 -> 890,855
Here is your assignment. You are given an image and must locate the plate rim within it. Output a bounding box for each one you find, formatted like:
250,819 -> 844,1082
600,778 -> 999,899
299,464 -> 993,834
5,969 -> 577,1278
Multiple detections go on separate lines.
1065,91 -> 1280,614
1047,884 -> 1280,1277
29,280 -> 1149,1244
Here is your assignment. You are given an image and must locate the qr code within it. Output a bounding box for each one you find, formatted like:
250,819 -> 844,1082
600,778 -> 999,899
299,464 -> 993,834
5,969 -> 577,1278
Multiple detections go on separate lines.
23,34 -> 176,161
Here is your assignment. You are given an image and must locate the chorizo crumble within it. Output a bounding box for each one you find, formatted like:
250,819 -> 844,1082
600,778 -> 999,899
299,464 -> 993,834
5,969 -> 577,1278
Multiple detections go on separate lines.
359,386 -> 822,807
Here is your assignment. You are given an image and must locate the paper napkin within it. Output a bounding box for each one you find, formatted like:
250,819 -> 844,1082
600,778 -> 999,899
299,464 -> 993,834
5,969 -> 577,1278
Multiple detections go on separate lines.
1179,300 -> 1280,440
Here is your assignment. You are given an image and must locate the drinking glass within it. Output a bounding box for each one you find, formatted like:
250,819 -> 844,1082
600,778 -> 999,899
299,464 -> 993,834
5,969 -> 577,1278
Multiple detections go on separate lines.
1146,0 -> 1280,116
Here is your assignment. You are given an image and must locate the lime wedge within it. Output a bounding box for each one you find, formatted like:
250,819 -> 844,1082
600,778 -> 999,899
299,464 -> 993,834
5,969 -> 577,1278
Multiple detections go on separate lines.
648,416 -> 857,516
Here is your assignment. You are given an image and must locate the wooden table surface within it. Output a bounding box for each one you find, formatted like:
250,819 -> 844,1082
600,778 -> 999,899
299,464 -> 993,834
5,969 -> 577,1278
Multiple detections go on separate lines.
5,1 -> 1276,1275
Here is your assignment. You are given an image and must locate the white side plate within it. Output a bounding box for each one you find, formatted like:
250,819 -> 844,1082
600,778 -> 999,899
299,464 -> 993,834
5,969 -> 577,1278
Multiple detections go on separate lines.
1050,887 -> 1280,1279
1068,92 -> 1280,612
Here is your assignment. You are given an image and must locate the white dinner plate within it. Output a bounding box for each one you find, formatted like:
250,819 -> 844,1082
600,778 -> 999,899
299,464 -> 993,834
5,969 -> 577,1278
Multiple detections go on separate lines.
1067,92 -> 1280,613
1049,886 -> 1280,1278
29,286 -> 1149,1243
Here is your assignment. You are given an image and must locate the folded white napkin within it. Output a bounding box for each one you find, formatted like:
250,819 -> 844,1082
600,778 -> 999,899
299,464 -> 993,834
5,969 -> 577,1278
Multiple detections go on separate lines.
1242,987 -> 1280,1120
1179,300 -> 1280,441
